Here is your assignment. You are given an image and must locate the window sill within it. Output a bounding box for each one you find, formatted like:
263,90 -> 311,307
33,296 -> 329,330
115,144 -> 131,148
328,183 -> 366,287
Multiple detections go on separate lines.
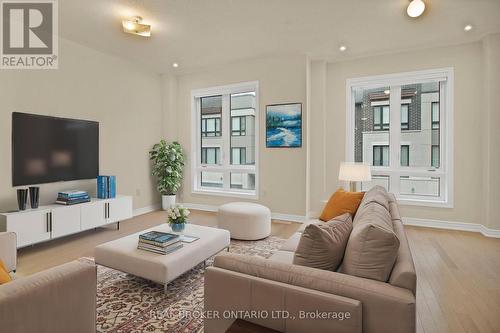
192,188 -> 258,200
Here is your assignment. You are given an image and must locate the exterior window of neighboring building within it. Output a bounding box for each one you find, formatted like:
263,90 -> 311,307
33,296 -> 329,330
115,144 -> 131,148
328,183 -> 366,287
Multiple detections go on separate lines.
401,104 -> 409,130
348,68 -> 453,207
431,145 -> 440,168
373,145 -> 389,166
401,145 -> 409,166
201,147 -> 219,165
231,116 -> 246,136
432,102 -> 440,129
231,147 -> 246,165
192,82 -> 258,198
373,105 -> 390,130
201,117 -> 221,137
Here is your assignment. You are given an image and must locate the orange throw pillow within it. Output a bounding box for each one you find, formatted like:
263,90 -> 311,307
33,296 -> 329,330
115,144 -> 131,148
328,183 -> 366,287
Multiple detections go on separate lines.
0,259 -> 12,284
319,188 -> 364,222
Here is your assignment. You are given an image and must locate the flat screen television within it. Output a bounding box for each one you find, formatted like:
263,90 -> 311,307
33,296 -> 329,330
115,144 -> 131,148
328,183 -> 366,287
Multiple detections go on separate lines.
12,112 -> 99,186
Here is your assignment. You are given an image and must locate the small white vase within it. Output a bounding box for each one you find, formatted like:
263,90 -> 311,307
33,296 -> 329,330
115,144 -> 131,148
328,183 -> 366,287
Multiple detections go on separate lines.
162,194 -> 176,210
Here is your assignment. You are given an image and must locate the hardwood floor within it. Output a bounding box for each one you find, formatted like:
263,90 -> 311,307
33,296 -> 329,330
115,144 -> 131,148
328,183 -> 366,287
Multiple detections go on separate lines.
15,210 -> 500,333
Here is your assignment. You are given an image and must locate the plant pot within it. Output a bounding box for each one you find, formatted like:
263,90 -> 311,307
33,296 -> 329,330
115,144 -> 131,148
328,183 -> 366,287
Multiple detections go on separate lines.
170,222 -> 185,234
162,194 -> 176,210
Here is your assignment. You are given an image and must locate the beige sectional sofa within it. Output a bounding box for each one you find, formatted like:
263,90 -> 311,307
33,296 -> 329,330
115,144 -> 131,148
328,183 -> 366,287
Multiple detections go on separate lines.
205,187 -> 416,333
0,232 -> 97,333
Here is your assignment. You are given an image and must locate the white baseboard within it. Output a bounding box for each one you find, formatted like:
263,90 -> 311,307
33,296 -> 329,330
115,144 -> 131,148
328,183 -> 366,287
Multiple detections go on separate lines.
133,203 -> 161,217
181,202 -> 306,223
403,217 -> 500,238
271,213 -> 305,223
181,203 -> 218,212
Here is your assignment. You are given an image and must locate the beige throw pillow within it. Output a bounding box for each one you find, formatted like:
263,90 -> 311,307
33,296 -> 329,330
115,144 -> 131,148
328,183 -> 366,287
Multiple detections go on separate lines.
293,213 -> 353,271
340,203 -> 400,282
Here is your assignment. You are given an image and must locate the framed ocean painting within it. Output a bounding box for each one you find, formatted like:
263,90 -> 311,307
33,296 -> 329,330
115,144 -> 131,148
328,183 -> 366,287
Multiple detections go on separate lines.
266,103 -> 302,148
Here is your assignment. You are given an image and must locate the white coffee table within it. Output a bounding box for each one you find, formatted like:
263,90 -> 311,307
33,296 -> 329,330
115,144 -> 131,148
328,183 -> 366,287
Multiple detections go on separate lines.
95,224 -> 230,292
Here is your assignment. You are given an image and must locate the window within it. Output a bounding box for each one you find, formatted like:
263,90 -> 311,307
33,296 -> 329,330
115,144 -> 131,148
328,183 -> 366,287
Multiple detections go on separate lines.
201,95 -> 222,137
192,81 -> 258,198
431,102 -> 440,129
348,68 -> 453,207
401,145 -> 409,166
431,145 -> 440,168
373,105 -> 390,130
373,145 -> 389,166
231,147 -> 246,165
231,116 -> 246,136
201,147 -> 220,165
401,104 -> 409,130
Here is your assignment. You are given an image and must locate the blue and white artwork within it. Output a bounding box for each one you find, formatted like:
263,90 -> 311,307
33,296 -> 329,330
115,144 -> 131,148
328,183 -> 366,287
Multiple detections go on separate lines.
266,103 -> 302,148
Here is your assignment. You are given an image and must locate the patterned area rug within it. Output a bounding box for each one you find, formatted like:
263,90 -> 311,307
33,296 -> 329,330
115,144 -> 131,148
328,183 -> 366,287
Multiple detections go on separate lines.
86,236 -> 285,333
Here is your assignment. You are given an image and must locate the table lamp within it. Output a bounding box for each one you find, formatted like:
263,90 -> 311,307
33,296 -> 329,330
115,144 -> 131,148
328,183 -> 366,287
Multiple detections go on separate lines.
338,162 -> 372,192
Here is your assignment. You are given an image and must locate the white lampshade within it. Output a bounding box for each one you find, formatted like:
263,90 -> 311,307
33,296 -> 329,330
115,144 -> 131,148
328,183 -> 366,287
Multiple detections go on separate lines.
338,162 -> 372,182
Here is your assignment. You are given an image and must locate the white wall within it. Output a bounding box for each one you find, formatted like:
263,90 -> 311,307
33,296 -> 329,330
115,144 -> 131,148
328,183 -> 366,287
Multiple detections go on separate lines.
0,38 -> 163,212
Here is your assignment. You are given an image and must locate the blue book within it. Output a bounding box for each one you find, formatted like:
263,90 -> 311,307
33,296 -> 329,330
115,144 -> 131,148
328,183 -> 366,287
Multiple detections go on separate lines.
97,176 -> 108,199
139,231 -> 179,244
108,176 -> 116,198
59,190 -> 88,198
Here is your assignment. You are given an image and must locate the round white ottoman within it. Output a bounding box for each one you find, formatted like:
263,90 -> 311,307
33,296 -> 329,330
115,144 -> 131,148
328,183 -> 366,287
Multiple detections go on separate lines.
218,202 -> 271,240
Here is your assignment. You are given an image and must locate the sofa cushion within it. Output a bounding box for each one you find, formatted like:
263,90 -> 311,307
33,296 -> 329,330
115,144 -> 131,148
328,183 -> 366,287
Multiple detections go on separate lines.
319,188 -> 364,222
356,185 -> 390,214
293,213 -> 353,271
341,203 -> 400,282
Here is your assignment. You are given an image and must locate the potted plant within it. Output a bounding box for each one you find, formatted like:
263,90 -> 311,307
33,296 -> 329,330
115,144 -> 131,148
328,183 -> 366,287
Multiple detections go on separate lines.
167,204 -> 190,233
149,140 -> 185,210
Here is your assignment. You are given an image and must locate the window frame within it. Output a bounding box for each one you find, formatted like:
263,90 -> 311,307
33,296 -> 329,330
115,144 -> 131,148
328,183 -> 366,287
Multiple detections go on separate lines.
201,146 -> 220,165
201,116 -> 221,137
373,145 -> 389,166
231,116 -> 246,136
400,145 -> 410,167
231,147 -> 247,165
346,68 -> 454,208
191,81 -> 259,199
431,101 -> 440,129
400,104 -> 409,130
373,105 -> 390,131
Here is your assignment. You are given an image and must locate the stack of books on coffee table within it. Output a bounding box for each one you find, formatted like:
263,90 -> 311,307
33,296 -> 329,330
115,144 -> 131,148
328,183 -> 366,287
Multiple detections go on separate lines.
137,231 -> 183,255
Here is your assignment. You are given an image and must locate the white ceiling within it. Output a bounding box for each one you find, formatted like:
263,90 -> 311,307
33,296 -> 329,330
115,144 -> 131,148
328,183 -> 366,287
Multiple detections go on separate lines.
58,0 -> 500,74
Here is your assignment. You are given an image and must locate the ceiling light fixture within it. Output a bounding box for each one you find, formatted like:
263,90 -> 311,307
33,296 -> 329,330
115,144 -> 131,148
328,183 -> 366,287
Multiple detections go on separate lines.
407,0 -> 425,18
384,90 -> 390,95
464,24 -> 473,32
122,16 -> 151,37
339,45 -> 347,52
172,63 -> 179,68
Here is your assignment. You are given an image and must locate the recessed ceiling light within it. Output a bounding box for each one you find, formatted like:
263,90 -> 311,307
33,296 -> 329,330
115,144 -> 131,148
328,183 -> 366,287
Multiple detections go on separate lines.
172,63 -> 179,68
122,16 -> 151,37
339,45 -> 347,52
407,0 -> 425,18
464,25 -> 473,31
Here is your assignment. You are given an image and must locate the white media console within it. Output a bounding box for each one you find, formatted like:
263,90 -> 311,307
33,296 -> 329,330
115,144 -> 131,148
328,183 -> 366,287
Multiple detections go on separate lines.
0,195 -> 133,248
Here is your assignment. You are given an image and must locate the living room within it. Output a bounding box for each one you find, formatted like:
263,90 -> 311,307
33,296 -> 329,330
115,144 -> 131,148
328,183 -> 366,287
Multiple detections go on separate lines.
0,1 -> 499,332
